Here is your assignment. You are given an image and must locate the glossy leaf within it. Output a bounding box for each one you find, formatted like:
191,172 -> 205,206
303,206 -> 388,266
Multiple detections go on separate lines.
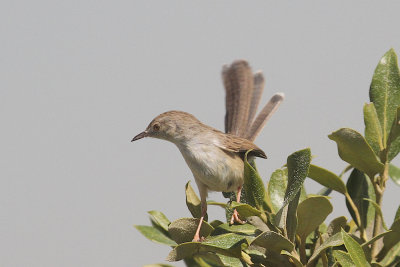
286,192 -> 300,243
185,181 -> 204,219
168,218 -> 213,244
327,216 -> 347,236
341,229 -> 370,267
308,232 -> 344,265
276,148 -> 311,242
268,168 -> 288,213
377,218 -> 400,260
389,163 -> 400,186
364,102 -> 384,155
297,196 -> 333,241
230,201 -> 261,218
215,222 -> 256,235
166,234 -> 245,261
370,49 -> 400,146
363,198 -> 388,230
332,250 -> 355,267
283,148 -> 311,207
250,231 -> 294,252
135,225 -> 177,246
328,128 -> 384,178
308,164 -> 347,194
243,151 -> 265,209
148,210 -> 170,233
346,169 -> 376,229
388,107 -> 400,161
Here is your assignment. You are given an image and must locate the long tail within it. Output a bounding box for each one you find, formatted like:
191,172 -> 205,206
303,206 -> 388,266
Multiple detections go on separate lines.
222,60 -> 284,141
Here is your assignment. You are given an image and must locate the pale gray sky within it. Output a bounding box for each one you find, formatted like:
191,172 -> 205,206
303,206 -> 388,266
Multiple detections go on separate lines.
1,1 -> 400,266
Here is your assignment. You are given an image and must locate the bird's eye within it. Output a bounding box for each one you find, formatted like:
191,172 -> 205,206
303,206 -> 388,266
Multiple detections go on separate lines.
153,124 -> 160,131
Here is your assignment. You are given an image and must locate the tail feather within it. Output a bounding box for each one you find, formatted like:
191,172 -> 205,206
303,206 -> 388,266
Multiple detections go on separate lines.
247,71 -> 265,129
222,60 -> 253,137
222,60 -> 284,141
246,93 -> 284,141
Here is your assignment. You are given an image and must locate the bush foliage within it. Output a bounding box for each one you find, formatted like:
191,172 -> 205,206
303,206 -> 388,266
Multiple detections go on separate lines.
136,49 -> 400,267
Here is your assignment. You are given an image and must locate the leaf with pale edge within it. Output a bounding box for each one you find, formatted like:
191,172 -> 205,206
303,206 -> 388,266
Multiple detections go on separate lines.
243,151 -> 266,210
389,163 -> 400,186
308,232 -> 343,265
370,49 -> 400,152
341,229 -> 370,267
166,233 -> 245,261
364,102 -> 384,156
250,231 -> 294,253
328,128 -> 384,178
135,225 -> 177,246
346,169 -> 376,229
332,250 -> 355,267
168,218 -> 213,244
308,164 -> 347,194
297,196 -> 333,241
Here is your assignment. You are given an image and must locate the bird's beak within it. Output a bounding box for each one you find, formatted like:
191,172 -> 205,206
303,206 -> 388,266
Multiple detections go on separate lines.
131,131 -> 148,142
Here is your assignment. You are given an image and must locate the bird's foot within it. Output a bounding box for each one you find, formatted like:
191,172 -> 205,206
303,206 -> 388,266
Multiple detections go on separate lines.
192,235 -> 205,242
230,209 -> 245,225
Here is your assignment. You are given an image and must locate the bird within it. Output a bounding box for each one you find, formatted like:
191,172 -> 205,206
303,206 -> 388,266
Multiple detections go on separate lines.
131,60 -> 284,241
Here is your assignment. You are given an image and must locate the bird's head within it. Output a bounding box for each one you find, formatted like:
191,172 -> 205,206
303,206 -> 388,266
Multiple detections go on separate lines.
131,110 -> 201,143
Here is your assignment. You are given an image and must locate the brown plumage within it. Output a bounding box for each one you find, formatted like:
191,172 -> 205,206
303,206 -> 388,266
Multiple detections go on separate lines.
132,60 -> 284,241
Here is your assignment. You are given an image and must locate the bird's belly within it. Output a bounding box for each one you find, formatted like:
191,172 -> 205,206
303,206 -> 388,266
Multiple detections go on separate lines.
179,144 -> 244,192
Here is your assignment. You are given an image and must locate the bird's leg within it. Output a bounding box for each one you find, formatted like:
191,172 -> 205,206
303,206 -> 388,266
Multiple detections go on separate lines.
230,186 -> 245,224
193,186 -> 207,242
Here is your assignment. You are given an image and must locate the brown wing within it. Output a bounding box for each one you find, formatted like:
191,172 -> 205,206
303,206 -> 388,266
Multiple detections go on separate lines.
216,133 -> 267,159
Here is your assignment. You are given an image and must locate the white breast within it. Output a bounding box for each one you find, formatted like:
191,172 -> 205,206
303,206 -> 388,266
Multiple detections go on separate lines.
177,141 -> 244,192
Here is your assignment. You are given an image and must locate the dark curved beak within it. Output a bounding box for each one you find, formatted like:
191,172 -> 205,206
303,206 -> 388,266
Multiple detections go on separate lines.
131,131 -> 148,142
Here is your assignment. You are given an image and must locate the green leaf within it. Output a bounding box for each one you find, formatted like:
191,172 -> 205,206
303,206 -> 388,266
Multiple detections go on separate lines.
215,254 -> 243,267
332,250 -> 356,267
388,107 -> 400,161
377,218 -> 400,261
276,148 -> 311,242
185,181 -> 204,219
395,205 -> 400,221
327,216 -> 347,236
230,202 -> 261,218
341,229 -> 370,267
250,231 -> 294,252
364,103 -> 384,156
281,250 -> 303,267
308,164 -> 347,194
361,230 -> 393,248
370,49 -> 400,147
345,169 -> 376,229
148,210 -> 170,233
297,196 -> 333,241
268,168 -> 288,213
379,241 -> 400,266
328,128 -> 384,178
215,223 -> 257,235
243,152 -> 266,210
168,218 -> 214,244
284,148 -> 311,207
308,232 -> 344,265
134,225 -> 177,246
166,234 -> 245,261
389,163 -> 400,186
363,198 -> 388,230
